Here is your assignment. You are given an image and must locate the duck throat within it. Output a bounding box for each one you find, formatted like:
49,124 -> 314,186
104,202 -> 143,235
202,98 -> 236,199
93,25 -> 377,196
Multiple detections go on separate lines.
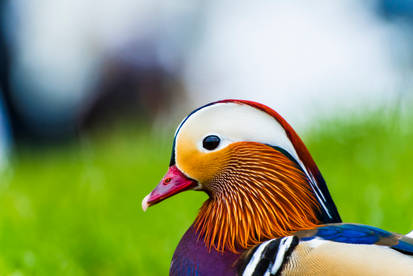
194,142 -> 322,253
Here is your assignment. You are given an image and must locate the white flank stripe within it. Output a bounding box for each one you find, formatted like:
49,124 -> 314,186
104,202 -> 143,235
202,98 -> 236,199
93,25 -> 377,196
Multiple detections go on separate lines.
270,236 -> 294,274
242,240 -> 272,276
406,231 -> 413,238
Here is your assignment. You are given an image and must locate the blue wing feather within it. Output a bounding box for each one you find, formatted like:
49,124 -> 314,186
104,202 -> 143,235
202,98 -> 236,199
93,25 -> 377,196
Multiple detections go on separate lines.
298,223 -> 413,255
394,240 -> 413,254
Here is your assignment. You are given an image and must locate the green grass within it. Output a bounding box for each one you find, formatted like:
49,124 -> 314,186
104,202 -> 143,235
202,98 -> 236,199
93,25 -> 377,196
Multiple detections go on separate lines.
0,112 -> 413,275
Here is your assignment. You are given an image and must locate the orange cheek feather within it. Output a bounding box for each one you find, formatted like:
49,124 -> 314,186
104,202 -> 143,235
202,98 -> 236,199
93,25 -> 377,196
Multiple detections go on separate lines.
179,141 -> 321,253
176,136 -> 230,185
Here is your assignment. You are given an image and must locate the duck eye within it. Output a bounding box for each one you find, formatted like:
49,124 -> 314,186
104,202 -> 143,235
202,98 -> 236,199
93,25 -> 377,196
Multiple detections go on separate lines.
202,135 -> 220,150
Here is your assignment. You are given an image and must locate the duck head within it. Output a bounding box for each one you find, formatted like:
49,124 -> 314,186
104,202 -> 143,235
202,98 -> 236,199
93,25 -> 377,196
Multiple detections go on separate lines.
142,99 -> 341,252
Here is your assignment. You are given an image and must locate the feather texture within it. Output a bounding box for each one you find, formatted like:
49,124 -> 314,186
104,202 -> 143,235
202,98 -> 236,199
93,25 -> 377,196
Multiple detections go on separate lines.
194,142 -> 322,253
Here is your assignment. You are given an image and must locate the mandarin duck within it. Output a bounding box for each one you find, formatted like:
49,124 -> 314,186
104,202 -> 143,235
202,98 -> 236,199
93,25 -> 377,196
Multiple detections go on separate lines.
142,100 -> 413,275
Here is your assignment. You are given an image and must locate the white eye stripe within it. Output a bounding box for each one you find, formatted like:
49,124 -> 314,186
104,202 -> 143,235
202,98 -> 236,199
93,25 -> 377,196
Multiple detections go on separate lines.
176,102 -> 300,160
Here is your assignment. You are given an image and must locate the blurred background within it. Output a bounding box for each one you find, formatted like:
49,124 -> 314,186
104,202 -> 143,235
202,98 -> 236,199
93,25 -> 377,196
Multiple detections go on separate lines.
0,0 -> 413,274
